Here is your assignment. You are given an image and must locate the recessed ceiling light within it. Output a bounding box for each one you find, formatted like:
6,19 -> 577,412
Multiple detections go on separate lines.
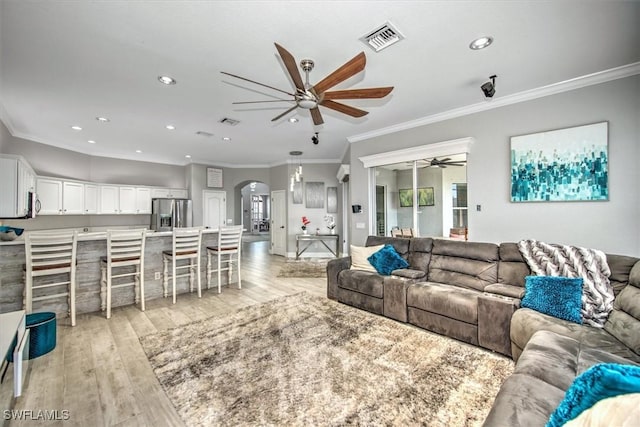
185,155 -> 191,158
71,125 -> 82,131
96,117 -> 110,122
222,137 -> 231,141
166,124 -> 176,130
88,140 -> 96,144
469,36 -> 493,50
158,75 -> 176,85
288,117 -> 299,123
135,150 -> 142,153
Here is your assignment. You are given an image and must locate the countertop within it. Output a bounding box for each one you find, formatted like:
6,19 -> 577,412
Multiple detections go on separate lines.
0,228 -> 220,246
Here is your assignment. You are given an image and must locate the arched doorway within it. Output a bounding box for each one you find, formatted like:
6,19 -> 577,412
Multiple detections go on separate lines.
236,181 -> 271,242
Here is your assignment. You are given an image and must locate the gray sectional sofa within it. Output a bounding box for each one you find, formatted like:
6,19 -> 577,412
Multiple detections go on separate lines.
326,236 -> 640,426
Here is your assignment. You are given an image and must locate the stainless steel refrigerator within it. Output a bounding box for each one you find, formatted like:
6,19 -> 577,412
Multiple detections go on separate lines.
150,198 -> 192,231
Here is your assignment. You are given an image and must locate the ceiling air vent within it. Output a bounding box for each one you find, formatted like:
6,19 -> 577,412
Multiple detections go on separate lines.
219,117 -> 240,126
195,131 -> 214,137
360,21 -> 404,52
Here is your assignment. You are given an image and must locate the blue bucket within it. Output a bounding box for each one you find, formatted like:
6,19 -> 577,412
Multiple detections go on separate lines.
5,312 -> 57,362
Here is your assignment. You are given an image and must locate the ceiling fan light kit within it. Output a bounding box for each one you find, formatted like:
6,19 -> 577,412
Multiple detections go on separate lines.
222,42 -> 394,126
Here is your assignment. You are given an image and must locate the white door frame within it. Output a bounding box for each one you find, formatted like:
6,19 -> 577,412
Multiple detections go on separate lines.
270,190 -> 286,256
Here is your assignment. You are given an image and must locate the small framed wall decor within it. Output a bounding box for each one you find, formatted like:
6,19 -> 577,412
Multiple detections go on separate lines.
510,121 -> 608,202
207,167 -> 223,188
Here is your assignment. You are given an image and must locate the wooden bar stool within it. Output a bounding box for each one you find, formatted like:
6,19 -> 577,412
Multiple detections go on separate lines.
206,225 -> 243,293
23,230 -> 78,326
162,227 -> 203,304
100,229 -> 146,319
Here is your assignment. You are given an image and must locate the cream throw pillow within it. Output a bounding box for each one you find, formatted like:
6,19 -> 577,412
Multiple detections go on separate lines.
564,393 -> 640,427
350,244 -> 384,272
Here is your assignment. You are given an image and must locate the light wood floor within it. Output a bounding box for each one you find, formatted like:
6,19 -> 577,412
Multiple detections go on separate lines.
6,241 -> 327,427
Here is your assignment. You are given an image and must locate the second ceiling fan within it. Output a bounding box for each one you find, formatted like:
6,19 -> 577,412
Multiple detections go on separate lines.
221,43 -> 394,125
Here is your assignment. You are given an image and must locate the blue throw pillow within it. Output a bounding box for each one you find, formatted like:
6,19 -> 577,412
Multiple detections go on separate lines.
521,276 -> 583,324
546,363 -> 640,427
367,244 -> 409,275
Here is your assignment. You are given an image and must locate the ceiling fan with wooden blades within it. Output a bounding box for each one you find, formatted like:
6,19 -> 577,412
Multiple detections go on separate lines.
221,43 -> 393,125
425,157 -> 467,168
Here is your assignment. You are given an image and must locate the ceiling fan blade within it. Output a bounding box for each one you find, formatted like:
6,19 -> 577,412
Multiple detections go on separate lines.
274,43 -> 305,91
221,71 -> 295,97
270,105 -> 299,122
312,52 -> 366,95
322,86 -> 394,100
320,99 -> 368,118
310,107 -> 324,125
232,99 -> 293,104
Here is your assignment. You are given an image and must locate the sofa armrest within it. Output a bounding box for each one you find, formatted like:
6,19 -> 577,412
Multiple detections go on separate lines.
484,283 -> 525,299
478,293 -> 519,357
383,276 -> 413,322
391,268 -> 427,280
327,256 -> 351,300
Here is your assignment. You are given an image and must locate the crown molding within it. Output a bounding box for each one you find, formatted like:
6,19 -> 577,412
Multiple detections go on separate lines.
359,137 -> 473,169
348,62 -> 640,143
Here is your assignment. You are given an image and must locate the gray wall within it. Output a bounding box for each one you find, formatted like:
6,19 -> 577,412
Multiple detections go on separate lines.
350,75 -> 640,256
0,120 -> 11,153
287,163 -> 341,255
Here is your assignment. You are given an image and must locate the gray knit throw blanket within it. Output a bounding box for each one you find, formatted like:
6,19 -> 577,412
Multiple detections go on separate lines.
517,239 -> 613,328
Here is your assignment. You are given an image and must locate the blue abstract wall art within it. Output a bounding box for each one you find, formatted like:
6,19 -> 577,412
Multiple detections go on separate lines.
510,122 -> 608,202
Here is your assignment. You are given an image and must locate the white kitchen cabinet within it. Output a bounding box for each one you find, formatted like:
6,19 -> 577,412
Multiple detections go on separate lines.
118,186 -> 137,214
135,187 -> 151,214
84,184 -> 98,214
171,188 -> 188,199
0,155 -> 36,218
37,178 -> 64,215
150,188 -> 188,199
17,161 -> 36,216
62,181 -> 84,214
150,188 -> 169,199
99,185 -> 119,214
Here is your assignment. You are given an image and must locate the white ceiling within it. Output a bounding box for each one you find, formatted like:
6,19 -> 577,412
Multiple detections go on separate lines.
1,1 -> 638,167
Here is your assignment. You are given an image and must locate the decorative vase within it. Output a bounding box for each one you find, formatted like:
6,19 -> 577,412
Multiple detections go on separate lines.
330,228 -> 335,235
302,229 -> 308,235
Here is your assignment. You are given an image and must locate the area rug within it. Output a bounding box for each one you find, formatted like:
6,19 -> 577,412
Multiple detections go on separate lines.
139,293 -> 514,427
276,259 -> 328,278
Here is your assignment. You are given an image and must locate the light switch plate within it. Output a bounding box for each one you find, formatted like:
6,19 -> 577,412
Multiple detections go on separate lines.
356,222 -> 366,229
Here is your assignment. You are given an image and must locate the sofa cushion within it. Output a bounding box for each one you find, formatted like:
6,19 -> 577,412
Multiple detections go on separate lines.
498,243 -> 530,288
367,244 -> 409,275
407,237 -> 433,273
521,276 -> 583,324
349,244 -> 383,272
564,393 -> 640,427
365,236 -> 410,258
547,363 -> 640,427
606,254 -> 640,296
338,269 -> 384,298
510,308 -> 640,363
604,260 -> 640,357
428,240 -> 499,292
407,282 -> 478,324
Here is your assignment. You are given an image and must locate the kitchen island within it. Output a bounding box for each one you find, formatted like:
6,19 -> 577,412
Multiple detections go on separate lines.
0,229 -> 223,316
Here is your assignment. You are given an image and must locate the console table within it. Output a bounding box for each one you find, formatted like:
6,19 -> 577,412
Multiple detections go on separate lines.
295,234 -> 340,260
